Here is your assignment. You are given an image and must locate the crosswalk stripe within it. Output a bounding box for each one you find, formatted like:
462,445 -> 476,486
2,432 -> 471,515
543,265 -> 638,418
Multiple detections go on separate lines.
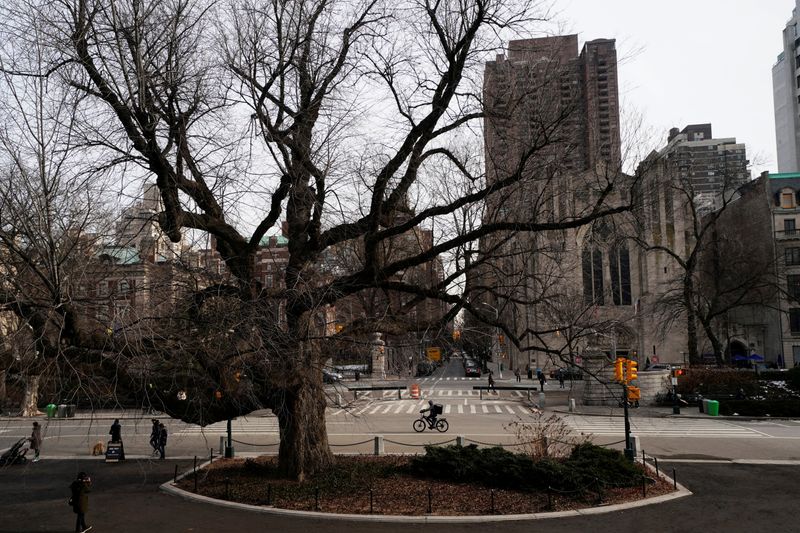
470,405 -> 476,414
444,405 -> 451,414
505,406 -> 515,414
494,406 -> 502,413
369,406 -> 382,415
458,405 -> 464,414
482,405 -> 488,414
406,404 -> 416,415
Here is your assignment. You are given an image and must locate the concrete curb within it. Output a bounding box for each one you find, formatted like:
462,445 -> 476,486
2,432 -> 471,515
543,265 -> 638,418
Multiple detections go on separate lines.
551,408 -> 800,422
159,459 -> 692,524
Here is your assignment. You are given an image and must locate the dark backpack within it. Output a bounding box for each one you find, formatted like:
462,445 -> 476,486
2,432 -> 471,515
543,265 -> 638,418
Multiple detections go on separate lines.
434,404 -> 443,415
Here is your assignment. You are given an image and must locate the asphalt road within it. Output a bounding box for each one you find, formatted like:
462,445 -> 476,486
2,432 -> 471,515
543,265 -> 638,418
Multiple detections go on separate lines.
4,359 -> 800,461
0,458 -> 795,532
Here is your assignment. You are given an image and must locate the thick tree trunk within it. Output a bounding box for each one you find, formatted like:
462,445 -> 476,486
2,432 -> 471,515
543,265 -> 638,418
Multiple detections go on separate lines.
0,368 -> 6,408
275,363 -> 333,481
684,276 -> 699,364
21,374 -> 40,416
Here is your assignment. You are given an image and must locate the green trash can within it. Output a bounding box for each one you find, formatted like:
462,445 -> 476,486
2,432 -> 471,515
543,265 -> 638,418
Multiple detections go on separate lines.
46,404 -> 57,418
706,400 -> 719,417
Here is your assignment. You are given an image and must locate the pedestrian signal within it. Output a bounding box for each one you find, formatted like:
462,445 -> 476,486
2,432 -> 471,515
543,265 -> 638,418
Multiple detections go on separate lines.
626,360 -> 638,382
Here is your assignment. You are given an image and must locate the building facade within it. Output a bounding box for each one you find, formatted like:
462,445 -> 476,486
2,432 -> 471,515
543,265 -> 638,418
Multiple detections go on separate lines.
772,1 -> 800,173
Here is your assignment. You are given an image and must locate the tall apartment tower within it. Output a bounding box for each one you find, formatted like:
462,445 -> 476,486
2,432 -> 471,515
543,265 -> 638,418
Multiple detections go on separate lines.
660,124 -> 750,203
483,35 -> 621,183
773,1 -> 800,172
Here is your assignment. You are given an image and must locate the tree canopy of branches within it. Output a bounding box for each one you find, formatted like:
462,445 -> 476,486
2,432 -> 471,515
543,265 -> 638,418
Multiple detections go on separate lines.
2,0 -> 637,479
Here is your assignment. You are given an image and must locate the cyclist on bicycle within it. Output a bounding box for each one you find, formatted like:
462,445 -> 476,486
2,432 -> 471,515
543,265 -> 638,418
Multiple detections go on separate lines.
420,400 -> 440,428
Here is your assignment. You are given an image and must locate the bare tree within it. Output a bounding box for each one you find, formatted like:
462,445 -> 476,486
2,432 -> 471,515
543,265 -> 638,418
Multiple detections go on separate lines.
8,0 -> 638,479
631,142 -> 761,366
0,8 -> 112,414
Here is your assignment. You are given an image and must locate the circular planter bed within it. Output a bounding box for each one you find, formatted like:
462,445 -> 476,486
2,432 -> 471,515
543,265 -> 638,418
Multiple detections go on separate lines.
176,447 -> 675,516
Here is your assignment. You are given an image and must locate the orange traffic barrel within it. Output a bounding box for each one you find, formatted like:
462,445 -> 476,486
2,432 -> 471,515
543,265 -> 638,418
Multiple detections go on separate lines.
410,383 -> 420,399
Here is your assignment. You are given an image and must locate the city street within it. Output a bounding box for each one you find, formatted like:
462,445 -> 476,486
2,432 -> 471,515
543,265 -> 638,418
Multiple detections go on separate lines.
3,360 -> 800,462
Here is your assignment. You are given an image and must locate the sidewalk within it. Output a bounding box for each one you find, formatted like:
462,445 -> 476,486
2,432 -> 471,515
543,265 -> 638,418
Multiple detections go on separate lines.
0,409 -> 174,421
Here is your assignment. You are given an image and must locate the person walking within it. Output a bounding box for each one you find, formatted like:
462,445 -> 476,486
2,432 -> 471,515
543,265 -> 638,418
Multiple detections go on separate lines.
28,421 -> 42,462
514,368 -> 521,383
69,471 -> 92,532
487,371 -> 496,393
109,419 -> 121,443
157,422 -> 168,460
149,419 -> 160,455
557,368 -> 566,389
538,370 -> 546,391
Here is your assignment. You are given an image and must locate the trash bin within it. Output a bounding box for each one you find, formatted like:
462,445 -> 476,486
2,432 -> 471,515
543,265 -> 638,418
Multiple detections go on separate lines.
706,400 -> 719,417
46,404 -> 57,418
66,404 -> 76,418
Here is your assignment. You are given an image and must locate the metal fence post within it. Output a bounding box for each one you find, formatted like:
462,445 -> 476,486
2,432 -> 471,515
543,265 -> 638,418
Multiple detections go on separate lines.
374,435 -> 384,456
456,435 -> 465,447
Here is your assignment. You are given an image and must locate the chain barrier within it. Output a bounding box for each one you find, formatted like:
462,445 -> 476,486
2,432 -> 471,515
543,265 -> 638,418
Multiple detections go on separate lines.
231,438 -> 279,447
464,438 -> 509,447
383,438 -> 456,447
329,439 -> 374,447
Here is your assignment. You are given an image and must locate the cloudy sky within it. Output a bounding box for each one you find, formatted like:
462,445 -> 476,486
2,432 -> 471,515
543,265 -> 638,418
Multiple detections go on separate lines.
554,0 -> 793,175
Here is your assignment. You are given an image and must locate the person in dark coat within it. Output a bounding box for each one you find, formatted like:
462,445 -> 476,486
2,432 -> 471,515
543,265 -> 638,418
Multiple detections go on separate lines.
487,371 -> 496,392
69,471 -> 91,532
29,421 -> 42,462
109,419 -> 121,443
538,370 -> 546,391
157,423 -> 168,459
149,419 -> 159,455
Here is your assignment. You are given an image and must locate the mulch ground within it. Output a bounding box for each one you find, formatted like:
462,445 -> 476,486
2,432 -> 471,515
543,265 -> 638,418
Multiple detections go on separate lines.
176,455 -> 676,516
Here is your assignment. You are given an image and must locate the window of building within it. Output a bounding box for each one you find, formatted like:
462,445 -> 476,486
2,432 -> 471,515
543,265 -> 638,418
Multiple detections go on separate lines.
786,219 -> 797,235
791,309 -> 800,333
782,191 -> 796,208
787,247 -> 800,265
609,246 -> 632,305
118,280 -> 130,295
98,281 -> 108,297
582,249 -> 605,305
790,275 -> 800,301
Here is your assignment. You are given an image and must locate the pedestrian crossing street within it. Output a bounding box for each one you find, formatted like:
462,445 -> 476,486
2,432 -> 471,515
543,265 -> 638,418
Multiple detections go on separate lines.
329,400 -> 538,418
565,416 -> 766,438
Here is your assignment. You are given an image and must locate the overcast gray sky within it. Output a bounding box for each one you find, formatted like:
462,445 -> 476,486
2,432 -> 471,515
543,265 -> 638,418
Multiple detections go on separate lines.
555,0 -> 791,175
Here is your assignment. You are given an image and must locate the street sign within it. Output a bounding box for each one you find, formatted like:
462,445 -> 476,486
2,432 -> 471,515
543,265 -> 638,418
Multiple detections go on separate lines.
426,347 -> 441,361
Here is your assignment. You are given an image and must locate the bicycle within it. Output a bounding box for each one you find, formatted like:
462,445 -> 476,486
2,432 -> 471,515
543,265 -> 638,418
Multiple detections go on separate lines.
412,414 -> 449,432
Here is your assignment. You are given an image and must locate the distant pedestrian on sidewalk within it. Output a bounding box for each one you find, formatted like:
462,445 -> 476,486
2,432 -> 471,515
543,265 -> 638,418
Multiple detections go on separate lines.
149,419 -> 159,455
29,421 -> 42,462
487,371 -> 496,393
69,471 -> 92,532
109,419 -> 121,443
157,422 -> 168,459
538,370 -> 546,391
514,368 -> 521,383
557,368 -> 566,389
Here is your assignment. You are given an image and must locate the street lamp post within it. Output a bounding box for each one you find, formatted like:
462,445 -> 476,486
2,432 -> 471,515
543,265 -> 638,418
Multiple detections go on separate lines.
225,417 -> 234,458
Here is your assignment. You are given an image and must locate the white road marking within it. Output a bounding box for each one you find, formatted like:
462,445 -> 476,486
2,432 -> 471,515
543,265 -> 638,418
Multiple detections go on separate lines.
444,405 -> 451,414
458,405 -> 464,414
470,405 -> 477,414
482,405 -> 489,414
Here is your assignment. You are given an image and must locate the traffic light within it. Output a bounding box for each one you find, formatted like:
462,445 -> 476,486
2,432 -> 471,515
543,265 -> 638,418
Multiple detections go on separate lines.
626,360 -> 638,382
672,367 -> 685,378
614,358 -> 624,382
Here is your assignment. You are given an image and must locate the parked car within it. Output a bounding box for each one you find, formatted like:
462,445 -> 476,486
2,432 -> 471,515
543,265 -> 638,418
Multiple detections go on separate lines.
322,369 -> 343,384
465,364 -> 481,378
